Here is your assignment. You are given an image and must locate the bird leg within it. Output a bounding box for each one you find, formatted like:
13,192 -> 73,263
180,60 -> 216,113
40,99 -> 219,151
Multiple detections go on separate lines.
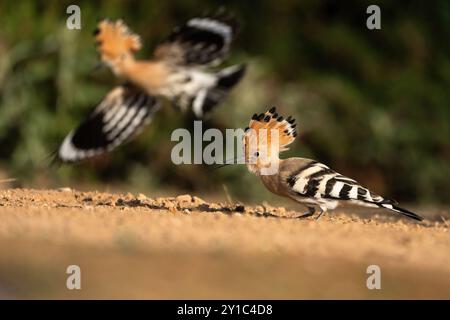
315,208 -> 326,220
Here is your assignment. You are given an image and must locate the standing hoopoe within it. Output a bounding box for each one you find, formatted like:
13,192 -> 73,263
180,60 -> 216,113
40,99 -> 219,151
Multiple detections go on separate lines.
242,107 -> 424,221
58,13 -> 246,162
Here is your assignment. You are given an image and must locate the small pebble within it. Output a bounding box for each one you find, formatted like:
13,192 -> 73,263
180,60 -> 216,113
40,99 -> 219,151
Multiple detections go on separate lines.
192,196 -> 205,205
137,193 -> 147,201
176,194 -> 192,203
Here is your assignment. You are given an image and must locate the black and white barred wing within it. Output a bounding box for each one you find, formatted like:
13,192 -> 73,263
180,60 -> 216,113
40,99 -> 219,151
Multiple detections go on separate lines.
286,161 -> 423,221
155,13 -> 238,66
287,161 -> 381,204
58,85 -> 160,162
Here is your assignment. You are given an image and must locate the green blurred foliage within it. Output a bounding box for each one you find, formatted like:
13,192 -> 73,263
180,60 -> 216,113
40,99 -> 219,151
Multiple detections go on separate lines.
0,0 -> 449,203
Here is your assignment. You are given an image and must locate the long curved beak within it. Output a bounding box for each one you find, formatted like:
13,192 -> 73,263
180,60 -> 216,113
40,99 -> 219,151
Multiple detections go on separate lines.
209,156 -> 246,171
90,61 -> 106,75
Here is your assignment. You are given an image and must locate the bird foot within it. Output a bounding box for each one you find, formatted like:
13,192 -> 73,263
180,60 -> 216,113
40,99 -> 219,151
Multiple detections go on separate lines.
315,210 -> 325,220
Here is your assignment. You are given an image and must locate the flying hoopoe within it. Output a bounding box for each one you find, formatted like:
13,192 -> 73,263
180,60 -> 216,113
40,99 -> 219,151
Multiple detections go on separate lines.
58,13 -> 246,162
242,107 -> 424,221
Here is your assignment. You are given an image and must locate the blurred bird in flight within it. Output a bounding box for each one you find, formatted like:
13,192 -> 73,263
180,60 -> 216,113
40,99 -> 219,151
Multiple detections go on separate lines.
58,12 -> 246,162
241,107 -> 424,221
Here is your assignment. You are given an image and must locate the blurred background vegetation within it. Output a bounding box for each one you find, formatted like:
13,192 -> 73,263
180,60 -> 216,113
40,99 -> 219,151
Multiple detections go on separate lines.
0,0 -> 449,204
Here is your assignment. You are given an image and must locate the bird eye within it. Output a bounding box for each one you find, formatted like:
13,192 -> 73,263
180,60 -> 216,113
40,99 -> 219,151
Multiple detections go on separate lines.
255,152 -> 259,157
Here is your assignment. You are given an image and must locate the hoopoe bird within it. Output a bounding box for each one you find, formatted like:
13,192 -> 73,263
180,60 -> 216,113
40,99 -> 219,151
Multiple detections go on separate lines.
58,13 -> 246,162
242,107 -> 424,221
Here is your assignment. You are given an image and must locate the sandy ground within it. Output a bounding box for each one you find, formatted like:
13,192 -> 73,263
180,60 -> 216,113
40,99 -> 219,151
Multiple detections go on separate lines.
0,188 -> 449,299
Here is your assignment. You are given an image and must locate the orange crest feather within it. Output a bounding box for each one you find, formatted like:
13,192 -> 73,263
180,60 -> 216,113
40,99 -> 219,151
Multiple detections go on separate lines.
245,107 -> 297,152
94,19 -> 142,58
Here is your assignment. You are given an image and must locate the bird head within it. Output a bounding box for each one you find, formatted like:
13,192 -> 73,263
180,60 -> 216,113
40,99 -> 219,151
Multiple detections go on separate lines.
243,107 -> 297,175
93,19 -> 142,75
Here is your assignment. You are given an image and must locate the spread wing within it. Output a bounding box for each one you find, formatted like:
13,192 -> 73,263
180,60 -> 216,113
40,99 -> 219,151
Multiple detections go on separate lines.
58,85 -> 160,162
154,13 -> 238,66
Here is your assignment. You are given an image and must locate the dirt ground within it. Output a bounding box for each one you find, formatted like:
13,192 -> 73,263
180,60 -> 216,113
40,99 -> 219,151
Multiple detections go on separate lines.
0,188 -> 449,299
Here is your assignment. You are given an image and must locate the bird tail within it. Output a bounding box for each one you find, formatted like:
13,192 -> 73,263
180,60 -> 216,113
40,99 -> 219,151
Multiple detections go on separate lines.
379,203 -> 424,221
189,64 -> 246,118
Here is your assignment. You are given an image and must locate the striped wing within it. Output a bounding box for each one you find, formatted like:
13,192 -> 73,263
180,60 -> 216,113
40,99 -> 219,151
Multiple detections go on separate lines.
154,14 -> 238,66
286,161 -> 388,206
58,85 -> 161,162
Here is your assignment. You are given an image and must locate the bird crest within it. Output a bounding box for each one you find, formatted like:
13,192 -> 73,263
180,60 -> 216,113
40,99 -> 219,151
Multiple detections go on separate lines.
94,19 -> 142,61
244,107 -> 297,155
242,107 -> 297,174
